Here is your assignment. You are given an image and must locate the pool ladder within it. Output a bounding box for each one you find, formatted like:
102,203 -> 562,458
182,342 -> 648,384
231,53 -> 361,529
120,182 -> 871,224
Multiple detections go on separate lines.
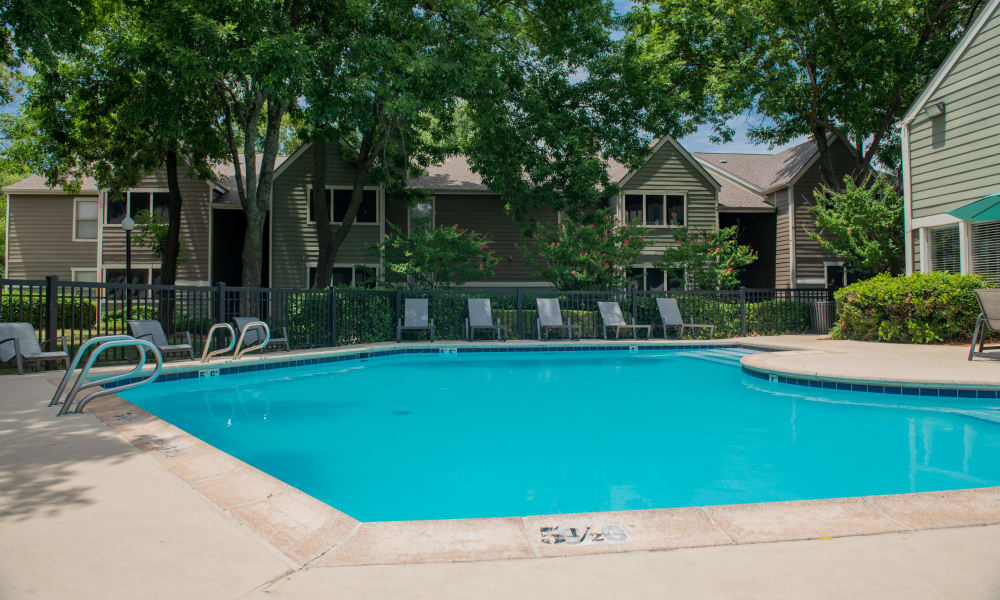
50,335 -> 163,415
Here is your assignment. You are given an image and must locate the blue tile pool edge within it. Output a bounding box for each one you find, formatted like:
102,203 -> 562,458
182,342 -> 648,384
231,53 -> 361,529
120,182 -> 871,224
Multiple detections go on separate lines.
740,364 -> 1000,398
98,342 -> 771,389
96,341 -> 1000,398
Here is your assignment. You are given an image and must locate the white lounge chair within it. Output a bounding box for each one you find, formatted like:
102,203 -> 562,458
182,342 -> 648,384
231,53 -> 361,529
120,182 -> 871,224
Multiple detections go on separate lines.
969,289 -> 1000,361
535,298 -> 581,340
397,298 -> 435,342
656,298 -> 714,339
598,301 -> 652,339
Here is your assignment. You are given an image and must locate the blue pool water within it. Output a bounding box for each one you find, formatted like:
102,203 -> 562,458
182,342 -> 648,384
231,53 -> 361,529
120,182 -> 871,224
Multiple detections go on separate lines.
120,349 -> 1000,522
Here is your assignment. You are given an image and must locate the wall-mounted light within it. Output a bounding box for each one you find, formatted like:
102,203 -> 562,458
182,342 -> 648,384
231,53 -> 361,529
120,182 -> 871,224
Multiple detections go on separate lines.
924,102 -> 946,118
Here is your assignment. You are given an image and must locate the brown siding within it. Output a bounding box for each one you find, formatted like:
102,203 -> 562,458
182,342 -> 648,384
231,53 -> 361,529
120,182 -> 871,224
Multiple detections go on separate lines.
100,167 -> 211,283
271,144 -> 382,288
773,189 -> 791,288
912,233 -> 922,272
790,140 -> 855,283
6,194 -> 99,279
433,194 -> 555,282
618,139 -> 718,263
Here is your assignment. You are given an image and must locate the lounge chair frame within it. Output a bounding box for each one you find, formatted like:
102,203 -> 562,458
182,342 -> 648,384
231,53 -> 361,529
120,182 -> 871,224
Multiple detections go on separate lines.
535,298 -> 581,340
597,301 -> 652,340
232,317 -> 291,353
397,298 -> 435,342
969,289 -> 1000,361
656,298 -> 715,339
465,298 -> 507,340
127,320 -> 195,360
0,322 -> 69,374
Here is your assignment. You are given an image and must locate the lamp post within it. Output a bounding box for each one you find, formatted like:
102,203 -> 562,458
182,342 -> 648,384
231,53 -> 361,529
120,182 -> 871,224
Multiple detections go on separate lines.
121,215 -> 135,319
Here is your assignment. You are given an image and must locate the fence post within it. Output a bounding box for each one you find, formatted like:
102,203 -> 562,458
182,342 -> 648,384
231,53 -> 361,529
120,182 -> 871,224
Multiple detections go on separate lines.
515,288 -> 522,339
328,285 -> 338,347
45,275 -> 58,353
739,286 -> 747,337
630,286 -> 637,324
394,288 -> 402,328
215,282 -> 226,323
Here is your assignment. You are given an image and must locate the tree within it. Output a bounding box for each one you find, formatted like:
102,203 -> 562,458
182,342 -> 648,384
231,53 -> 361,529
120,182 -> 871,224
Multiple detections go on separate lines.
627,0 -> 986,183
523,213 -> 650,290
132,209 -> 188,269
302,1 -> 692,288
656,226 -> 758,290
2,14 -> 226,285
807,175 -> 905,277
375,223 -> 501,289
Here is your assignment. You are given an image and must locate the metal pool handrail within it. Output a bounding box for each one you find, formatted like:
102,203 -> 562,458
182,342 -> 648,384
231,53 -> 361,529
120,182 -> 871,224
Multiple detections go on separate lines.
50,335 -> 136,407
233,321 -> 271,360
201,323 -> 236,363
58,339 -> 163,415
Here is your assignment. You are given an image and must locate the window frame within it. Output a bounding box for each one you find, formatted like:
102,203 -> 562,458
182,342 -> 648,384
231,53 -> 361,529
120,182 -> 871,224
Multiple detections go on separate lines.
70,267 -> 99,282
73,197 -> 99,242
305,263 -> 380,287
823,261 -> 847,288
629,264 -> 685,291
102,265 -> 161,284
103,188 -> 171,226
622,190 -> 687,228
305,185 -> 381,225
407,197 -> 436,234
928,223 -> 962,274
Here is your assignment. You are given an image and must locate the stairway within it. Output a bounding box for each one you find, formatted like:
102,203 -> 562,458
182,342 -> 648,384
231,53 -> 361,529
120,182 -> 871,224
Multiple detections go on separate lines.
674,347 -> 761,367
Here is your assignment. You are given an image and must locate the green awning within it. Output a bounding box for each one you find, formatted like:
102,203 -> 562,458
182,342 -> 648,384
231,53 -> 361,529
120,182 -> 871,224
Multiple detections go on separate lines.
948,193 -> 1000,222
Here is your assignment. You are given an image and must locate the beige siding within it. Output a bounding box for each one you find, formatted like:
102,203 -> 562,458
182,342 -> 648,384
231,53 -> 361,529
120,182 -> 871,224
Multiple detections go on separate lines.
433,194 -> 555,282
6,194 -> 99,279
773,190 -> 791,288
100,167 -> 211,283
908,8 -> 1000,220
792,141 -> 854,282
619,140 -> 718,263
912,233 -> 922,272
270,144 -> 381,288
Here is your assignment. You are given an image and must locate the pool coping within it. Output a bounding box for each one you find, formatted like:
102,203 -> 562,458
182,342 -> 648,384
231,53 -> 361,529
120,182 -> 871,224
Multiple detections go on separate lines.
71,340 -> 1000,569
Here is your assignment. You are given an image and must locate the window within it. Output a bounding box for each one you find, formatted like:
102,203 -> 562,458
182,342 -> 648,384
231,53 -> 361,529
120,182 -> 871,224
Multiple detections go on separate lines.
105,190 -> 171,224
103,267 -> 160,284
308,265 -> 377,288
624,192 -> 685,226
929,224 -> 961,273
972,221 -> 1000,285
629,266 -> 684,291
74,199 -> 98,240
307,188 -> 378,224
71,269 -> 98,282
825,264 -> 847,289
409,201 -> 433,234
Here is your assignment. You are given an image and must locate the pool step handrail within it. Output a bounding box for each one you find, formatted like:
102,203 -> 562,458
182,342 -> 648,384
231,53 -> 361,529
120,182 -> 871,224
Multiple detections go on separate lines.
233,321 -> 271,360
50,335 -> 136,407
58,339 -> 163,415
202,323 -> 237,363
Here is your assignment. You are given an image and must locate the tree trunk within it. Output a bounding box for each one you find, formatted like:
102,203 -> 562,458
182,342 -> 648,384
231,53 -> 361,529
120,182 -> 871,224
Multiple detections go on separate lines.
241,207 -> 266,289
812,128 -> 842,192
311,138 -> 336,288
161,148 -> 183,285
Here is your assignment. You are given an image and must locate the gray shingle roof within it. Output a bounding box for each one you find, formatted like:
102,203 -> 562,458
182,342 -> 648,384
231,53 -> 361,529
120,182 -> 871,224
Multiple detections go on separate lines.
4,174 -> 99,193
406,155 -> 487,191
693,140 -> 818,193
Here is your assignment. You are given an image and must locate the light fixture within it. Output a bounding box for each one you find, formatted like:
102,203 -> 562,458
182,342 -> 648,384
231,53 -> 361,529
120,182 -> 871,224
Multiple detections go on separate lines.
924,102 -> 946,118
121,215 -> 136,231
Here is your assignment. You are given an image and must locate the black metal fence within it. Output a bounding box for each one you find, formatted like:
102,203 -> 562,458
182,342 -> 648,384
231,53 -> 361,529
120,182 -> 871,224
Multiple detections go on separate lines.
1,276 -> 832,366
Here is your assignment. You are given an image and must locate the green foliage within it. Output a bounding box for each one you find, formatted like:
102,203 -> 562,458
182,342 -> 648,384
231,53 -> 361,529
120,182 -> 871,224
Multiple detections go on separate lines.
831,273 -> 993,343
626,0 -> 984,177
524,213 -> 651,290
0,293 -> 97,329
132,209 -> 187,266
656,226 -> 757,290
809,176 -> 904,277
375,223 -> 501,289
284,290 -> 395,347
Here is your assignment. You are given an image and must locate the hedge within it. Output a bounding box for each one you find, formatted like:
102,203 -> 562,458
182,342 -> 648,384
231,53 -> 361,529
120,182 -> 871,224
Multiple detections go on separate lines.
0,293 -> 98,329
830,272 -> 993,344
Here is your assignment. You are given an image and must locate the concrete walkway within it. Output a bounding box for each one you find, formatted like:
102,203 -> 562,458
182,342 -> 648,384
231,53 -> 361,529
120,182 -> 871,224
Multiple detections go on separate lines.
2,337 -> 1000,598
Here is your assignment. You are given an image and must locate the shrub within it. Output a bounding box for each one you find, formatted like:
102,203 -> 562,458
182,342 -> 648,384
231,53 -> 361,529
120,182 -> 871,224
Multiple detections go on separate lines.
374,223 -> 500,288
831,272 -> 992,343
656,226 -> 758,290
1,293 -> 98,329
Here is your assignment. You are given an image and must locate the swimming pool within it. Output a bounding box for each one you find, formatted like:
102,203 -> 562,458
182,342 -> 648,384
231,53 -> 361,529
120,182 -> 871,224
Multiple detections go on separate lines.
120,348 -> 1000,522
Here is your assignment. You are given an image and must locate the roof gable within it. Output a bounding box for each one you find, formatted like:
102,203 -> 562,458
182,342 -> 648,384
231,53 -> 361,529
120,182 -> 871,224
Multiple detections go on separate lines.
616,136 -> 721,190
899,0 -> 1000,125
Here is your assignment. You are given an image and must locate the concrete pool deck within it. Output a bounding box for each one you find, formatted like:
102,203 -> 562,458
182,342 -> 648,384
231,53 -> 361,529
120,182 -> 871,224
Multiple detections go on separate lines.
2,335 -> 1000,598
